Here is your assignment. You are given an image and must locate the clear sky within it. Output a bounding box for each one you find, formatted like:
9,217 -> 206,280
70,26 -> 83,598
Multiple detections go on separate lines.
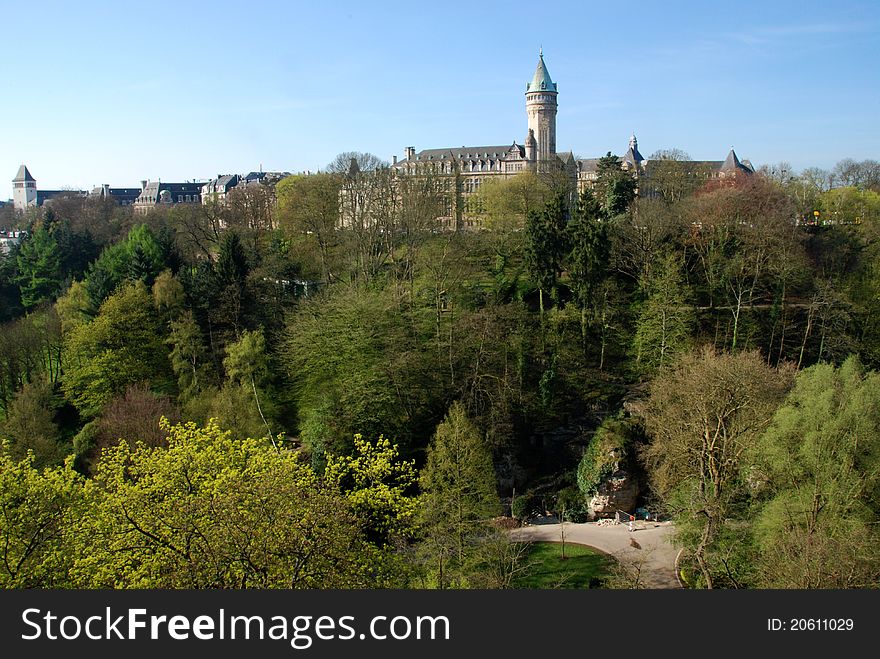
1,0 -> 878,192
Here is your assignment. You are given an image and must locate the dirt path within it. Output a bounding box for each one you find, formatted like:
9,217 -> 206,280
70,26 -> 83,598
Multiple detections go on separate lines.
511,519 -> 681,589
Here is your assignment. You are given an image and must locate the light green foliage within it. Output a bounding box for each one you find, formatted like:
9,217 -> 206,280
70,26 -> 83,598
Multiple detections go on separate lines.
325,434 -> 419,547
151,269 -> 185,318
752,357 -> 880,587
817,186 -> 880,227
15,226 -> 62,309
167,310 -> 209,400
284,285 -> 431,460
70,419 -> 391,588
62,281 -> 172,417
54,279 -> 94,334
0,451 -> 83,587
419,401 -> 501,588
223,328 -> 269,386
277,173 -> 341,282
633,251 -> 693,373
475,170 -> 553,231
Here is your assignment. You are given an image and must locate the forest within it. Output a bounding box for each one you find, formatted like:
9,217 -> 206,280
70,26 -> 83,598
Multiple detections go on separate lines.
1,152 -> 879,589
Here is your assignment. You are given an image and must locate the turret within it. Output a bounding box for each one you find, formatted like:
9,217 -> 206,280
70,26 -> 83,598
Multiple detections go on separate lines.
525,49 -> 558,166
12,165 -> 37,211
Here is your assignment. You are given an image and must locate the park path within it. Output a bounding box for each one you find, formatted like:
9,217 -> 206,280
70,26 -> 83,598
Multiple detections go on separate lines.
510,519 -> 681,589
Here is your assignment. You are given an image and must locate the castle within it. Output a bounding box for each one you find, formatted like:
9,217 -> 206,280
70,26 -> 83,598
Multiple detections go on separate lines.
392,51 -> 753,213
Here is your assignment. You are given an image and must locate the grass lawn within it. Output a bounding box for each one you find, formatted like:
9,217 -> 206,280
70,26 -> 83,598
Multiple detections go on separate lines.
513,541 -> 614,589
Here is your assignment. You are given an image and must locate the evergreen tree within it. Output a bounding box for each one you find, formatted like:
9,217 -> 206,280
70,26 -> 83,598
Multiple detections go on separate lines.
525,192 -> 569,318
420,402 -> 501,588
15,227 -> 62,309
595,152 -> 637,218
567,189 -> 608,347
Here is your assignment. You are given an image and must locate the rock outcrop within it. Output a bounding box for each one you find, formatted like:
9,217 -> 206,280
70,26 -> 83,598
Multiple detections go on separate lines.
588,469 -> 639,519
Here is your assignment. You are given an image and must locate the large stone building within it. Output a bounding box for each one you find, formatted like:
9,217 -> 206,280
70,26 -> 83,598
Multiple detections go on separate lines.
132,180 -> 204,214
392,52 -> 754,221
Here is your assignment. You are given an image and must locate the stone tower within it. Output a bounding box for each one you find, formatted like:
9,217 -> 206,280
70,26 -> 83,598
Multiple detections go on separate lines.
525,49 -> 557,167
12,165 -> 37,211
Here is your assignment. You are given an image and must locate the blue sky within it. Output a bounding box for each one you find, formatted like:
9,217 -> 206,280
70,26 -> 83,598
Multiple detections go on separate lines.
1,0 -> 878,192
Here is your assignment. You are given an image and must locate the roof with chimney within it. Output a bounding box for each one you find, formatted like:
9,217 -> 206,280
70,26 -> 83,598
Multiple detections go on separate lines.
393,144 -> 526,166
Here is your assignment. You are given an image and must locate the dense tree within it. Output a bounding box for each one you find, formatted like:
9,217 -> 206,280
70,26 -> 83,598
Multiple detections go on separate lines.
325,434 -> 419,548
642,348 -> 793,588
525,193 -> 568,318
633,251 -> 693,373
0,378 -> 65,467
594,152 -> 637,218
419,402 -> 501,588
15,226 -> 62,309
62,281 -> 172,417
0,452 -> 83,588
750,357 -> 880,587
277,173 -> 341,283
566,189 -> 608,347
69,419 -> 396,588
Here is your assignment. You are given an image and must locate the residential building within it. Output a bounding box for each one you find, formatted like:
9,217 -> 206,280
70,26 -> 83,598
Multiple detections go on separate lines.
133,180 -> 203,214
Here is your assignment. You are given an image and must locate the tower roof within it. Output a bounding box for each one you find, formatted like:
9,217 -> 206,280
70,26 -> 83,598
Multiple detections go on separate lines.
623,134 -> 645,167
526,50 -> 557,93
720,148 -> 753,173
13,165 -> 35,183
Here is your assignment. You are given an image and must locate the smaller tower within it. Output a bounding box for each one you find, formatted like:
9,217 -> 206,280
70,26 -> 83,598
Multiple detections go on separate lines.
12,165 -> 37,211
622,134 -> 645,171
525,129 -> 537,163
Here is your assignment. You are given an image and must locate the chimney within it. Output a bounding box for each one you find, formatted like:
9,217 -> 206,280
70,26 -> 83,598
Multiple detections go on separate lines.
140,180 -> 147,191
405,146 -> 416,161
392,155 -> 398,165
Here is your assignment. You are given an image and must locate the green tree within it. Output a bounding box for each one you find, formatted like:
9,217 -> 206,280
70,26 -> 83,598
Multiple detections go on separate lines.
277,173 -> 342,283
419,401 -> 501,588
642,348 -> 793,588
525,193 -> 569,319
751,357 -> 880,588
325,434 -> 419,548
220,328 -> 275,443
0,379 -> 65,467
0,452 -> 83,588
62,281 -> 172,417
594,152 -> 637,218
15,226 -> 62,309
70,419 -> 389,588
566,189 -> 608,348
633,251 -> 693,373
167,310 -> 209,400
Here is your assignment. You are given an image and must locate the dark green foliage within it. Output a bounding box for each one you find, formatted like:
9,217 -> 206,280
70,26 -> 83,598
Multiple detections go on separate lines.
525,192 -> 569,311
511,493 -> 537,520
85,224 -> 167,307
595,152 -> 637,218
15,227 -> 62,309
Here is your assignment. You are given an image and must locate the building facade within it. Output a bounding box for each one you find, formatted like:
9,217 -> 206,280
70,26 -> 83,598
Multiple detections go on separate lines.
392,52 -> 754,222
133,181 -> 203,214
